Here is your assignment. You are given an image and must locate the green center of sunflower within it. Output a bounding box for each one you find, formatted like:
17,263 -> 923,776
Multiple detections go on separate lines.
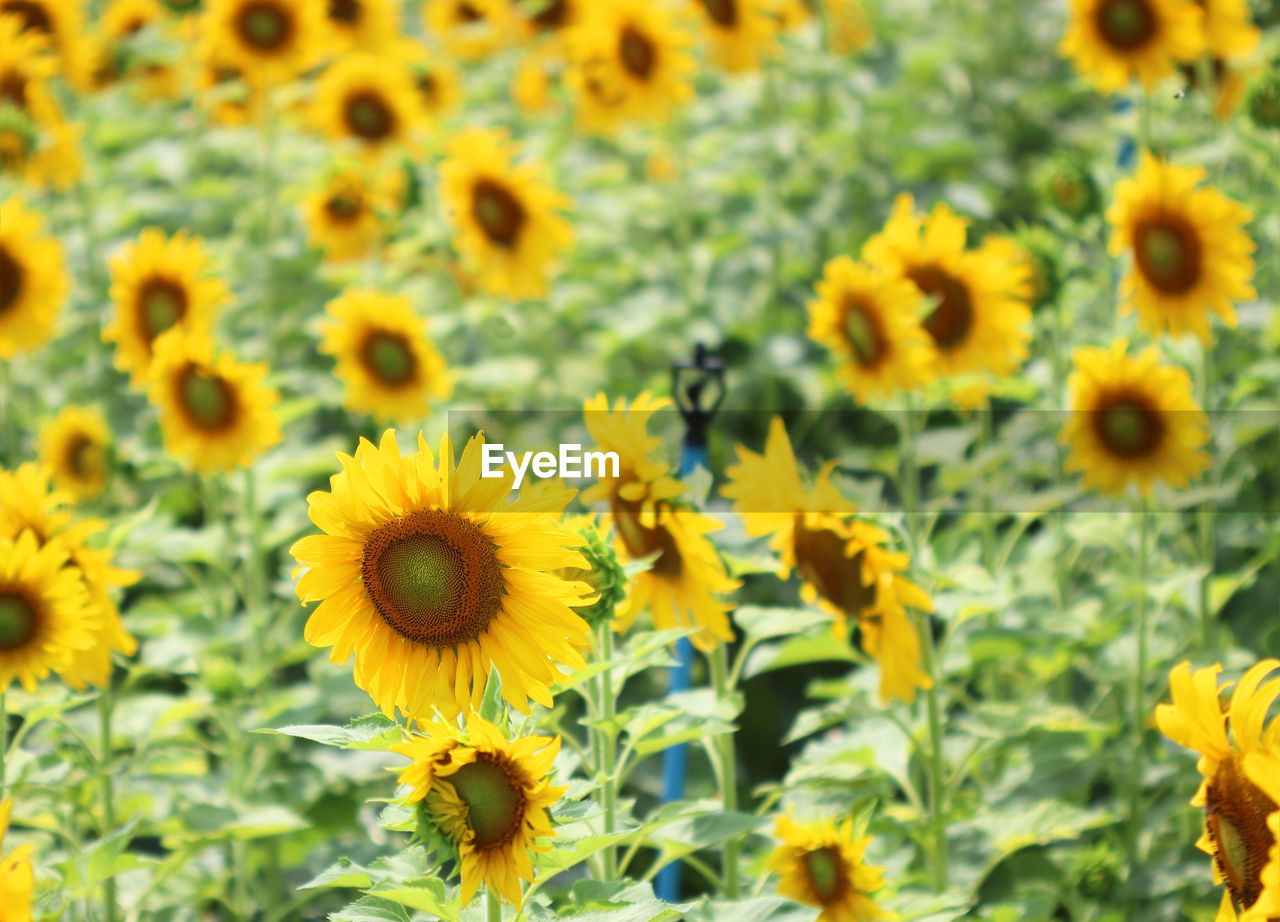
448,755 -> 526,849
140,278 -> 187,341
0,243 -> 21,315
794,524 -> 876,616
1094,395 -> 1162,459
361,508 -> 505,648
1205,755 -> 1277,911
0,593 -> 36,650
472,179 -> 526,248
344,91 -> 394,140
802,845 -> 845,904
698,0 -> 738,27
619,25 -> 656,79
907,264 -> 974,352
1135,218 -> 1202,295
842,297 -> 885,366
360,330 -> 417,386
178,364 -> 237,431
1097,0 -> 1156,50
238,2 -> 290,50
328,0 -> 358,24
1,0 -> 53,33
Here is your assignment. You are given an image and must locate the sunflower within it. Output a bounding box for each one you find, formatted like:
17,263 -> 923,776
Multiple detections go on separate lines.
1060,339 -> 1209,496
392,716 -> 565,905
1242,753 -> 1280,921
0,196 -> 67,359
1107,152 -> 1255,343
862,194 -> 1033,380
104,228 -> 229,387
290,429 -> 593,721
1060,0 -> 1203,93
438,128 -> 573,299
146,329 -> 281,473
199,0 -> 322,84
564,0 -> 695,133
311,53 -> 424,159
1155,660 -> 1280,921
766,814 -> 887,922
581,393 -> 738,651
0,799 -> 35,920
422,0 -> 514,60
323,0 -> 396,52
807,256 -> 935,403
193,52 -> 263,125
302,161 -> 402,262
689,0 -> 778,73
721,416 -> 933,703
319,289 -> 451,420
38,406 -> 109,501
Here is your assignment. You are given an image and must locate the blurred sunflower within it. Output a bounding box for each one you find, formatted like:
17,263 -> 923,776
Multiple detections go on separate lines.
193,53 -> 262,125
767,814 -> 887,922
38,406 -> 109,501
146,328 -> 282,473
311,53 -> 423,158
807,256 -> 935,403
323,0 -> 395,52
438,128 -> 573,299
319,289 -> 451,420
0,798 -> 35,919
1243,753 -> 1280,921
200,0 -> 322,84
690,0 -> 779,73
1060,339 -> 1208,496
289,429 -> 593,721
581,393 -> 739,651
422,0 -> 513,60
1107,152 -> 1255,343
302,161 -> 401,261
392,716 -> 565,905
104,228 -> 229,387
1060,0 -> 1203,93
863,193 -> 1033,379
1155,660 -> 1280,921
0,196 -> 67,359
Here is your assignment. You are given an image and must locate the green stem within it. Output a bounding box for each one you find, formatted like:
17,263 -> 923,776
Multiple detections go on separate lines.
1128,504 -> 1152,888
488,886 -> 503,922
709,645 -> 740,899
599,624 -> 618,881
99,688 -> 119,922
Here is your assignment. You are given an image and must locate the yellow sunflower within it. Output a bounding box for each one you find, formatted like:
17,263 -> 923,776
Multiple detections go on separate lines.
690,0 -> 779,73
1107,152 -> 1255,343
1155,660 -> 1280,922
323,0 -> 396,52
862,194 -> 1033,380
1060,0 -> 1203,93
104,227 -> 229,387
392,716 -> 565,905
807,256 -> 935,403
720,416 -> 932,703
0,195 -> 67,359
199,0 -> 322,84
289,429 -> 593,721
146,328 -> 282,473
1060,339 -> 1209,496
422,0 -> 514,60
193,52 -> 263,126
311,53 -> 424,160
438,128 -> 573,299
1242,753 -> 1280,922
564,0 -> 695,134
0,799 -> 35,921
319,289 -> 451,420
766,814 -> 887,922
38,406 -> 109,501
581,393 -> 739,651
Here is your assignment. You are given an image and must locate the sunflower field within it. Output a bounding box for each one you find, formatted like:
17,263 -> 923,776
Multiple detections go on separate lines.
3,0 -> 1280,919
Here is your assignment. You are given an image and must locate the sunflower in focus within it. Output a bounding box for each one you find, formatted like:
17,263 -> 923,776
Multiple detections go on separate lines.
392,716 -> 565,905
581,393 -> 739,651
38,406 -> 109,501
1155,660 -> 1280,921
290,429 -> 593,721
439,128 -> 573,299
323,0 -> 395,52
422,0 -> 513,60
863,194 -> 1033,380
1060,339 -> 1209,496
767,814 -> 887,922
199,0 -> 322,84
0,196 -> 67,359
690,0 -> 778,73
319,289 -> 451,420
312,54 -> 423,159
807,256 -> 935,403
146,329 -> 281,473
1107,152 -> 1255,343
0,798 -> 35,920
1242,753 -> 1280,921
193,52 -> 262,125
1060,0 -> 1202,93
302,161 -> 402,261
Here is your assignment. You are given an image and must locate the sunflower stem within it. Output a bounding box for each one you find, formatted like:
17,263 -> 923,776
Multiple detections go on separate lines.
1127,501 -> 1152,888
709,644 -> 740,898
599,623 -> 619,881
99,685 -> 119,922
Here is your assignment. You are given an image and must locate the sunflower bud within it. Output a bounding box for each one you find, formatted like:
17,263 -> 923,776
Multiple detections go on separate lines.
1037,156 -> 1099,222
1246,68 -> 1280,131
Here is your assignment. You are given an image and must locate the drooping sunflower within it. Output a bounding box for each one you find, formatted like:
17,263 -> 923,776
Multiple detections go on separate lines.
438,128 -> 573,299
146,329 -> 282,474
38,406 -> 109,501
392,716 -> 565,905
302,161 -> 403,262
422,0 -> 514,60
862,194 -> 1033,380
1242,753 -> 1280,921
1155,660 -> 1280,921
0,195 -> 67,359
290,429 -> 593,721
199,0 -> 322,84
104,228 -> 229,387
1060,0 -> 1203,93
1107,152 -> 1255,343
766,814 -> 887,922
311,53 -> 424,159
319,289 -> 451,420
323,0 -> 396,53
581,393 -> 739,651
689,0 -> 779,73
1060,339 -> 1209,496
0,799 -> 35,920
807,256 -> 936,403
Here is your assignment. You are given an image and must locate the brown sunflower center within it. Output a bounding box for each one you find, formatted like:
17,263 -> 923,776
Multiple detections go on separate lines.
1096,0 -> 1156,50
794,524 -> 876,616
841,296 -> 887,367
1093,393 -> 1163,459
447,754 -> 527,849
343,91 -> 395,140
802,845 -> 847,905
613,502 -> 682,578
360,508 -> 505,648
65,432 -> 103,479
472,179 -> 526,248
698,0 -> 738,27
235,0 -> 292,51
0,72 -> 27,109
529,0 -> 567,29
0,592 -> 36,650
908,264 -> 974,352
360,329 -> 417,386
0,243 -> 21,315
327,0 -> 358,24
619,25 -> 656,79
1205,755 -> 1278,911
1134,217 -> 1202,295
177,364 -> 238,431
138,277 -> 188,343
1,0 -> 53,34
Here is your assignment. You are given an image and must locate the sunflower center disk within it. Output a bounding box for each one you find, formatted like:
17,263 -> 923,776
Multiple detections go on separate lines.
238,2 -> 290,50
1097,0 -> 1155,49
140,278 -> 186,340
1,0 -> 53,33
0,244 -> 21,315
327,0 -> 358,24
449,756 -> 526,849
1095,397 -> 1161,458
1135,219 -> 1201,294
361,509 -> 504,648
699,0 -> 738,27
842,298 -> 885,366
0,592 -> 36,651
472,179 -> 526,248
795,526 -> 875,616
619,26 -> 656,79
361,330 -> 417,386
802,845 -> 845,904
1205,755 -> 1278,910
345,92 -> 394,140
178,365 -> 237,431
908,264 -> 974,351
